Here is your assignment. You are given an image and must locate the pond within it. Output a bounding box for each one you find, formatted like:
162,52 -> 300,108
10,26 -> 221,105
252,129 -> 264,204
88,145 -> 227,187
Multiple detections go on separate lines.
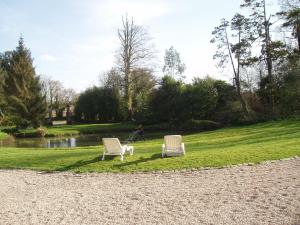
0,132 -> 165,148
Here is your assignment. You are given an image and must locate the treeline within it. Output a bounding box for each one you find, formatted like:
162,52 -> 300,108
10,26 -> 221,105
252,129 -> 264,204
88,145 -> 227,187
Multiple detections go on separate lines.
1,0 -> 299,130
75,0 -> 300,126
210,0 -> 300,119
0,38 -> 77,128
75,75 -> 241,126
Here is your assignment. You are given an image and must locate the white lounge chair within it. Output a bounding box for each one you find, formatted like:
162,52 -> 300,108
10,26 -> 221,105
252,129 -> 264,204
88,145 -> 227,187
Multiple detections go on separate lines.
162,135 -> 185,157
102,138 -> 134,161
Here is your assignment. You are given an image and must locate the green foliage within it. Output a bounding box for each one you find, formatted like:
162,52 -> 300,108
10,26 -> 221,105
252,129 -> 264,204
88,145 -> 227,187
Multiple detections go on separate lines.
75,86 -> 122,122
178,119 -> 221,131
148,76 -> 240,125
131,69 -> 156,121
183,77 -> 218,120
276,67 -> 300,116
1,37 -> 46,128
211,80 -> 242,123
149,75 -> 185,122
0,120 -> 299,173
0,131 -> 8,140
282,7 -> 300,52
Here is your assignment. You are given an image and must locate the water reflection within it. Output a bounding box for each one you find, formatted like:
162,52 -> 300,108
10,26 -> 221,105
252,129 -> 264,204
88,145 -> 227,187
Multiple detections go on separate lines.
0,132 -> 166,149
0,133 -> 131,148
46,137 -> 77,148
0,134 -> 104,148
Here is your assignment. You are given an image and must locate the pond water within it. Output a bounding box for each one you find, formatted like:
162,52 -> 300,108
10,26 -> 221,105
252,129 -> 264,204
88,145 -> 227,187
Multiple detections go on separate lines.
0,133 -> 134,148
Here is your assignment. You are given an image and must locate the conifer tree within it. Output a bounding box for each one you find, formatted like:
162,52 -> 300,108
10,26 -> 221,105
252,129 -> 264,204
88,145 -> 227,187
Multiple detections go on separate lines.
2,37 -> 46,128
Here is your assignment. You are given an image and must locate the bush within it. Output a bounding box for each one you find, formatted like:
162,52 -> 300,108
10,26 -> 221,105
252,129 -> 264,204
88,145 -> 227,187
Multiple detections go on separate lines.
179,119 -> 222,131
143,120 -> 221,132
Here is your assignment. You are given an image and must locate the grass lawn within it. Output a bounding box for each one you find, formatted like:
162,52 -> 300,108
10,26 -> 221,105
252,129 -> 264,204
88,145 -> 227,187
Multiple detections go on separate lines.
0,131 -> 8,140
0,120 -> 299,173
10,122 -> 136,137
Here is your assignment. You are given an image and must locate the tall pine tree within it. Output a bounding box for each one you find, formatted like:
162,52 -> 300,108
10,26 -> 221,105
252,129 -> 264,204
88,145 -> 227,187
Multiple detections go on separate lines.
2,37 -> 46,128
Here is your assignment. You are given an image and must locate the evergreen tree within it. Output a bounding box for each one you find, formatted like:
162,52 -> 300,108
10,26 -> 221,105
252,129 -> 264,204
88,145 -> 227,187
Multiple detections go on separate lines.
0,55 -> 6,124
281,8 -> 300,53
2,37 -> 46,128
211,14 -> 253,116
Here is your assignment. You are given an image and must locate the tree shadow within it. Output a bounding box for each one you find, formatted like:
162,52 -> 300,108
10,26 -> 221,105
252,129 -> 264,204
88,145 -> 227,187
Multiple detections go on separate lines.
115,153 -> 162,168
55,153 -> 162,172
57,156 -> 101,171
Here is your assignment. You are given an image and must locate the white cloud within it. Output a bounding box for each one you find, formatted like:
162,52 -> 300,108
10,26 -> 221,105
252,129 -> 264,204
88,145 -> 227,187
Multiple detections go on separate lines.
40,54 -> 57,62
81,0 -> 173,27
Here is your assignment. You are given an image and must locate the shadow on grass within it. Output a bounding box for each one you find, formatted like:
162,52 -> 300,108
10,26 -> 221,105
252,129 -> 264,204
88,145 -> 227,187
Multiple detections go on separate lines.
57,156 -> 100,171
57,154 -> 126,171
56,153 -> 162,172
115,153 -> 162,168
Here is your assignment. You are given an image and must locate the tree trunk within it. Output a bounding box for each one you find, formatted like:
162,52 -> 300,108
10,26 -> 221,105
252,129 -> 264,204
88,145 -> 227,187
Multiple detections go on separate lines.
235,78 -> 248,116
225,26 -> 248,116
66,105 -> 72,125
264,1 -> 274,116
297,14 -> 300,53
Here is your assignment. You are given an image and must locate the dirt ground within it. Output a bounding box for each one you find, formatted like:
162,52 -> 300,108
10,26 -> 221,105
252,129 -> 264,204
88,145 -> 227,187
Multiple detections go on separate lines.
0,158 -> 299,225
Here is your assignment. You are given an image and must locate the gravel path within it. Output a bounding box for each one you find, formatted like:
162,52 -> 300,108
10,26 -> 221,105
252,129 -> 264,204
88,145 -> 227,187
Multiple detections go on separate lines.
0,158 -> 299,225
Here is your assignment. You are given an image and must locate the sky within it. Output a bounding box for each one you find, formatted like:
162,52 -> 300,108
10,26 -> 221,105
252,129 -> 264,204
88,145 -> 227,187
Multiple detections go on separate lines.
0,0 -> 275,91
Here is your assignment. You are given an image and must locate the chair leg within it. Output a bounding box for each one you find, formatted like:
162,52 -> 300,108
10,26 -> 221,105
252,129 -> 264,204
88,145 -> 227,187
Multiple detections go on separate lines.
130,147 -> 134,155
102,153 -> 105,161
120,154 -> 124,161
162,145 -> 165,158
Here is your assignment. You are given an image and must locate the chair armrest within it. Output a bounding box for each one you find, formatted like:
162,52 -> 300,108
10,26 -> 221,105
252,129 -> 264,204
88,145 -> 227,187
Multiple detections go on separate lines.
121,145 -> 127,154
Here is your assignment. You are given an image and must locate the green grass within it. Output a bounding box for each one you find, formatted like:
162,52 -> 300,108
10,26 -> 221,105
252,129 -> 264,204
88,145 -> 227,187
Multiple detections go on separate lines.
11,122 -> 136,137
0,131 -> 8,140
0,120 -> 299,173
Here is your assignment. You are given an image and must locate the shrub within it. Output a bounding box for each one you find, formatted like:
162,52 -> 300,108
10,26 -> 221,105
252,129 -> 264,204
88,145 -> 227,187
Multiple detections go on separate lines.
179,120 -> 221,131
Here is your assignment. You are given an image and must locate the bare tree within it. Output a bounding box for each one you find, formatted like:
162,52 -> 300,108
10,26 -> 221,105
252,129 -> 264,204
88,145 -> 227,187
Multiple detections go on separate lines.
41,76 -> 77,123
99,68 -> 122,90
116,15 -> 155,120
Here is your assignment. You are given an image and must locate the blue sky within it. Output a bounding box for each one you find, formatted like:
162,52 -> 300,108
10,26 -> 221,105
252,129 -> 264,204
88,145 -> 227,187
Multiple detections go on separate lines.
0,0 -> 260,91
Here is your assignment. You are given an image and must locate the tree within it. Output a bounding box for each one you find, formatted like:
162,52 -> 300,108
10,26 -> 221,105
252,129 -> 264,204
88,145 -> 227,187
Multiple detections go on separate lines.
100,68 -> 122,90
74,86 -> 121,122
131,68 -> 156,121
211,14 -> 253,116
276,66 -> 300,115
41,76 -> 77,121
2,37 -> 46,128
281,8 -> 300,52
149,76 -> 185,123
163,46 -> 186,79
116,15 -> 155,120
0,56 -> 7,125
240,0 -> 288,116
183,77 -> 218,120
212,80 -> 240,123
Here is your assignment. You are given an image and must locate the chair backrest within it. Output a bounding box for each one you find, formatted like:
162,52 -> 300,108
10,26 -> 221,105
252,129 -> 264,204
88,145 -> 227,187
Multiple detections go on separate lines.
164,135 -> 182,151
102,138 -> 122,154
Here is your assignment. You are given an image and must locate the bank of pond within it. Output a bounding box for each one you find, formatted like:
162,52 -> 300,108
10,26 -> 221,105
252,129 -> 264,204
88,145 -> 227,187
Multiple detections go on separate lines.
0,132 -> 167,148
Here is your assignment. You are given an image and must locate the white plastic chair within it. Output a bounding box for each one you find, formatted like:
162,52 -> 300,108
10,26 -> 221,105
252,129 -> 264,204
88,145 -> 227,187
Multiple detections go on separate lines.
162,135 -> 185,157
102,138 -> 134,161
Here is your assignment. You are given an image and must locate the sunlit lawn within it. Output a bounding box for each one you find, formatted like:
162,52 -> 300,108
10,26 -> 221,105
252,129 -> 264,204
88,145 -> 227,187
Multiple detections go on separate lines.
0,120 -> 299,173
13,122 -> 136,137
0,131 -> 8,140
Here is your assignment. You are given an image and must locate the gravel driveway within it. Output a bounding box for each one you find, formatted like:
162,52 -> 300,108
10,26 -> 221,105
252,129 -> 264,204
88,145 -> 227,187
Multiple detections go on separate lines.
0,158 -> 299,225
